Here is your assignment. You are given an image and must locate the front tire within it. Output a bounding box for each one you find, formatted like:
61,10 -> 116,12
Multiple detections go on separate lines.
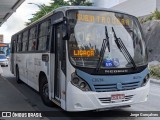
40,75 -> 53,107
16,66 -> 22,83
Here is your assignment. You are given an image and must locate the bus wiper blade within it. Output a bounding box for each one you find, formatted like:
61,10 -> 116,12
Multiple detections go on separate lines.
105,26 -> 110,52
112,27 -> 136,69
96,26 -> 110,72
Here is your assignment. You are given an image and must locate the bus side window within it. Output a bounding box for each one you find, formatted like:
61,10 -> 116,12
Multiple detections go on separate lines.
17,34 -> 22,52
12,40 -> 15,53
28,27 -> 37,51
31,41 -> 36,50
14,37 -> 17,53
22,30 -> 29,52
38,20 -> 51,51
11,36 -> 17,53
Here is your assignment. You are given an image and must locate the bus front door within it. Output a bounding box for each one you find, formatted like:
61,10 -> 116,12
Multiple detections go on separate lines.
54,23 -> 63,102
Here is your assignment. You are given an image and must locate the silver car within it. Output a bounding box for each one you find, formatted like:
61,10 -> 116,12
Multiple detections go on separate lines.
0,54 -> 8,67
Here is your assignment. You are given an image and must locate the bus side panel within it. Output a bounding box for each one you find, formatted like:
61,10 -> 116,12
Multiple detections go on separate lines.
26,53 -> 44,91
27,53 -> 37,90
65,46 -> 76,111
16,53 -> 28,83
34,53 -> 50,92
21,54 -> 28,83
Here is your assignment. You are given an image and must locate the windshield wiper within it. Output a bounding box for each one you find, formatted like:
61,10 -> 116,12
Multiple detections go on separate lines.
96,26 -> 110,72
112,27 -> 136,69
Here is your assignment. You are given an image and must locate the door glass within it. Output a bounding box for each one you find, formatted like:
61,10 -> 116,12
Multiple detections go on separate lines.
55,24 -> 63,99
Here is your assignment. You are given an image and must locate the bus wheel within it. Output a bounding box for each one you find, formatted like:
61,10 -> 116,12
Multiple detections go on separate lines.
40,75 -> 53,107
16,66 -> 22,84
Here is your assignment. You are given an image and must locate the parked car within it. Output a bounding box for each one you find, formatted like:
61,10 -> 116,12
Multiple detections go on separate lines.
0,54 -> 8,67
0,51 -> 5,54
6,56 -> 10,60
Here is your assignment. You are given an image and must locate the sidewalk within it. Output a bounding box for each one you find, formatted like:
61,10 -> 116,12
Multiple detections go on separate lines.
0,75 -> 36,111
0,71 -> 49,119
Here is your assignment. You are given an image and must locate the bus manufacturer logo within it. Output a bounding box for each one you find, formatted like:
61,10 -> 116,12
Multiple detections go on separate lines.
117,83 -> 122,90
105,69 -> 128,73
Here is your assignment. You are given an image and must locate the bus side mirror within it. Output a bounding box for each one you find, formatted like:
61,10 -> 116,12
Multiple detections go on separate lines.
62,24 -> 69,40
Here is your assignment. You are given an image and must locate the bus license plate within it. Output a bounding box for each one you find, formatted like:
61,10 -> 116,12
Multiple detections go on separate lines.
111,94 -> 125,102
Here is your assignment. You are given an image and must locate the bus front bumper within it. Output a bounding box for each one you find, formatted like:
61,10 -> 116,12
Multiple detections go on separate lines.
66,81 -> 150,111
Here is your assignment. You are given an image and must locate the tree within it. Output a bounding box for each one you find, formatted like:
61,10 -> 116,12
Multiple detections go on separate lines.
69,0 -> 93,6
26,0 -> 93,25
140,9 -> 160,23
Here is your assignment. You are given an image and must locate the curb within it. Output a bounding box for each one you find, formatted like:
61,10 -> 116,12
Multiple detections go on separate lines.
150,78 -> 160,85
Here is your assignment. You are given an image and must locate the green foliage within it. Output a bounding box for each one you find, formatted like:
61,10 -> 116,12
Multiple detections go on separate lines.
141,9 -> 160,23
69,0 -> 93,6
149,65 -> 160,79
26,0 -> 93,25
152,9 -> 160,19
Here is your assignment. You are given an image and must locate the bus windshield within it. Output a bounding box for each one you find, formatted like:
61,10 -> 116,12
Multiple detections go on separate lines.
67,10 -> 148,69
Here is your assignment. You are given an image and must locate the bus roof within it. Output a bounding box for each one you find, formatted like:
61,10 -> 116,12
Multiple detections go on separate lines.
12,6 -> 137,38
54,6 -> 133,16
31,6 -> 137,25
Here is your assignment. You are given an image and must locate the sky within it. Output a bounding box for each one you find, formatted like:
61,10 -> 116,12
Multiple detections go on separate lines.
91,0 -> 126,8
0,0 -> 122,43
0,0 -> 51,43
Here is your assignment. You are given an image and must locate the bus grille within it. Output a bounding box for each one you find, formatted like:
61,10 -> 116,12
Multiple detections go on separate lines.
94,81 -> 140,92
99,95 -> 134,104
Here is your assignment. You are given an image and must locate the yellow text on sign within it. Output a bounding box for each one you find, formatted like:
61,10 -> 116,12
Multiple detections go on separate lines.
77,13 -> 130,26
73,49 -> 95,57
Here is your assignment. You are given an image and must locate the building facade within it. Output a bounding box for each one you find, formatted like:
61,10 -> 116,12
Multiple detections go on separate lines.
91,0 -> 127,8
111,0 -> 160,17
91,0 -> 160,17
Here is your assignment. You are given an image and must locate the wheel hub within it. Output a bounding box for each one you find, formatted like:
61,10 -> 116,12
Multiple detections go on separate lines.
43,84 -> 49,98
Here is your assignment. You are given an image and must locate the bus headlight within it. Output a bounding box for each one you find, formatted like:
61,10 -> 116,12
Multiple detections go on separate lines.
80,82 -> 86,88
72,78 -> 79,84
141,74 -> 150,86
71,73 -> 91,91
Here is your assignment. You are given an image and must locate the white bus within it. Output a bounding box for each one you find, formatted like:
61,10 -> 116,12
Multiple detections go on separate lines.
10,6 -> 150,111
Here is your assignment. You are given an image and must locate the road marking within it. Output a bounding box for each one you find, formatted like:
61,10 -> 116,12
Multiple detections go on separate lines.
150,92 -> 160,97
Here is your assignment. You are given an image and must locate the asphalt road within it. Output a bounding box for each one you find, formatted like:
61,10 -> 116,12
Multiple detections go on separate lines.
1,66 -> 160,120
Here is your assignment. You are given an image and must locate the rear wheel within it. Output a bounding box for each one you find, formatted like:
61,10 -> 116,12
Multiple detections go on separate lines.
40,75 -> 54,107
16,66 -> 22,83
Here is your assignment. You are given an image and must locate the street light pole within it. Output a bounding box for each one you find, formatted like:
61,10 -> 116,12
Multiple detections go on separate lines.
28,3 -> 47,15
